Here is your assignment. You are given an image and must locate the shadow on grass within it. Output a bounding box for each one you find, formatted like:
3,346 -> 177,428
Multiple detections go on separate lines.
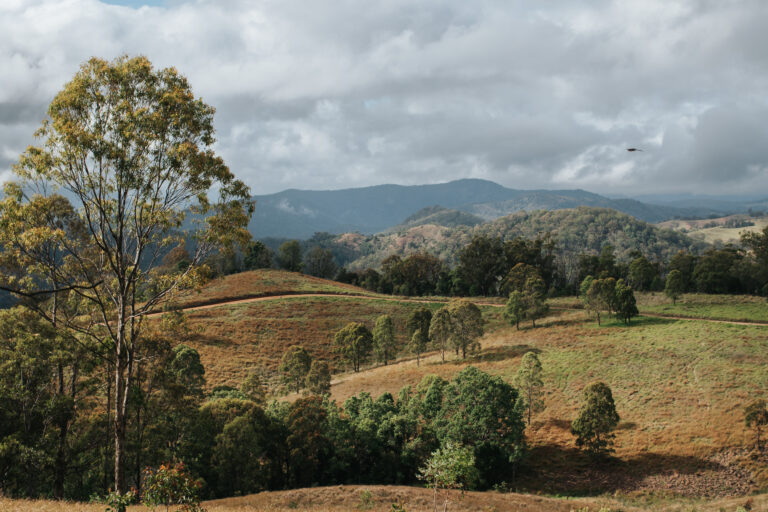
469,344 -> 540,363
515,442 -> 726,496
589,315 -> 678,329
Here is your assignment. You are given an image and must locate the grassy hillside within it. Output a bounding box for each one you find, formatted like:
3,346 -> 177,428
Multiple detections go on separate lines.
4,487 -> 766,511
550,292 -> 768,323
173,269 -> 375,308
328,309 -> 768,496
658,214 -> 768,245
181,294 -> 505,389
337,207 -> 704,269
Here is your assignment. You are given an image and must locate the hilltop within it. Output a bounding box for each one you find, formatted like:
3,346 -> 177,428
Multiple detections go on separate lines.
336,206 -> 704,269
247,179 -> 727,238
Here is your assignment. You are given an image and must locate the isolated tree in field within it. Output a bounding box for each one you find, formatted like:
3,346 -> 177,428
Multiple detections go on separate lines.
0,56 -> 252,493
614,279 -> 638,325
571,382 -> 620,457
409,328 -> 429,366
279,346 -> 312,393
407,307 -> 432,365
447,299 -> 484,359
304,246 -> 337,279
505,291 -> 524,330
522,275 -> 549,328
514,352 -> 545,426
305,360 -> 332,395
243,240 -> 274,270
372,314 -> 397,365
583,277 -> 615,325
744,400 -> 768,452
278,240 -> 303,272
418,442 -> 477,512
429,306 -> 452,362
334,322 -> 373,372
664,269 -> 684,305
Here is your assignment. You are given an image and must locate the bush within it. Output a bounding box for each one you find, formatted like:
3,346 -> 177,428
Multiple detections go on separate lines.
142,461 -> 205,512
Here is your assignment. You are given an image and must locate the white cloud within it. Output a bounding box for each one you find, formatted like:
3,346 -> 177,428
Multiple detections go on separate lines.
1,0 -> 767,195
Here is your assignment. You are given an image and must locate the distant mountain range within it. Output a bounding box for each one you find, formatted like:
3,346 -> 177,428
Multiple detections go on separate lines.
248,179 -> 761,239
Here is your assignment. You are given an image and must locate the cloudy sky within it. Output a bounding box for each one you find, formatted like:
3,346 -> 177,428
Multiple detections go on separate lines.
2,0 -> 768,196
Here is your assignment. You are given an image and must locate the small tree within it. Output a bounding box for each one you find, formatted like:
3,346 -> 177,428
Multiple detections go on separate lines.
447,299 -> 483,359
372,315 -> 397,365
429,307 -> 452,363
142,461 -> 204,512
334,322 -> 373,372
614,279 -> 639,325
417,442 -> 478,512
278,240 -> 303,272
571,382 -> 620,457
665,269 -> 684,305
513,352 -> 545,426
243,240 -> 274,270
505,291 -> 524,330
240,370 -> 267,404
745,400 -> 768,452
279,346 -> 312,393
522,275 -> 549,328
410,328 -> 429,367
304,246 -> 337,279
305,360 -> 332,395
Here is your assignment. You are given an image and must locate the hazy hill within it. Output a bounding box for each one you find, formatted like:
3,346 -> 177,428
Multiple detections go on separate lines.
387,205 -> 485,231
248,179 -> 721,239
336,206 -> 704,269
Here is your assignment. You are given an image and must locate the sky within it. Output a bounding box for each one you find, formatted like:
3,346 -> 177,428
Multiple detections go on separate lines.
1,0 -> 768,196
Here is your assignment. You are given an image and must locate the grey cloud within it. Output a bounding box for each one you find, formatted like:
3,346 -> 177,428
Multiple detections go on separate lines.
1,0 -> 767,195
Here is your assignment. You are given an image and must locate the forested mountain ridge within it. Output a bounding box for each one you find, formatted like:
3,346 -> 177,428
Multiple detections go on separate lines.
334,206 -> 705,270
247,179 -> 725,238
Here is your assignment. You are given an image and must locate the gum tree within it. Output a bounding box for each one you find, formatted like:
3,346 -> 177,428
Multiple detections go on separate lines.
0,56 -> 253,493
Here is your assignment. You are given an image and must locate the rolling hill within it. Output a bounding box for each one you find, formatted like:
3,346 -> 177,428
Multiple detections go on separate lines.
247,179 -> 725,239
336,206 -> 705,270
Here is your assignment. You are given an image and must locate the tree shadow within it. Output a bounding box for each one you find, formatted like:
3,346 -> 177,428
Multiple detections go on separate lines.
469,344 -> 540,363
514,442 -> 737,496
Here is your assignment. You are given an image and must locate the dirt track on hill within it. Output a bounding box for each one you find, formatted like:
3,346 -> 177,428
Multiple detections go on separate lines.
153,292 -> 767,327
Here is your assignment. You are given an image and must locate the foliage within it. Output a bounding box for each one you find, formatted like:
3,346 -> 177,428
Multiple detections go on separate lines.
0,55 -> 252,493
505,291 -> 524,330
407,307 -> 432,365
613,279 -> 638,325
278,240 -> 304,272
514,352 -> 545,426
446,299 -> 483,359
304,247 -> 338,279
373,315 -> 398,365
240,371 -> 268,405
305,360 -> 332,395
664,269 -> 685,304
418,442 -> 477,512
103,489 -> 138,512
279,346 -> 312,393
744,400 -> 768,452
428,307 -> 452,362
334,322 -> 374,372
243,241 -> 274,270
571,382 -> 620,457
142,462 -> 205,512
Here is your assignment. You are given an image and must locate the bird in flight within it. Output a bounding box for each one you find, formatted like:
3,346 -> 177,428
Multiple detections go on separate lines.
626,148 -> 644,152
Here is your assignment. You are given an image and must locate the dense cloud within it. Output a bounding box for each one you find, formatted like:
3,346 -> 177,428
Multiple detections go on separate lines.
1,0 -> 767,195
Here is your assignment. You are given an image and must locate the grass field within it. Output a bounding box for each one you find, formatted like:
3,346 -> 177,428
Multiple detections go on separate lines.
173,269 -> 377,309
328,309 -> 768,496
183,294 -> 506,389
658,215 -> 768,245
550,292 -> 768,323
3,486 -> 766,512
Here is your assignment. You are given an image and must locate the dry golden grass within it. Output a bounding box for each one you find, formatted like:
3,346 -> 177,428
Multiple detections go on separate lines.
182,295 -> 505,389
174,269 -> 377,309
4,487 -> 767,512
327,309 -> 768,496
658,215 -> 768,245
